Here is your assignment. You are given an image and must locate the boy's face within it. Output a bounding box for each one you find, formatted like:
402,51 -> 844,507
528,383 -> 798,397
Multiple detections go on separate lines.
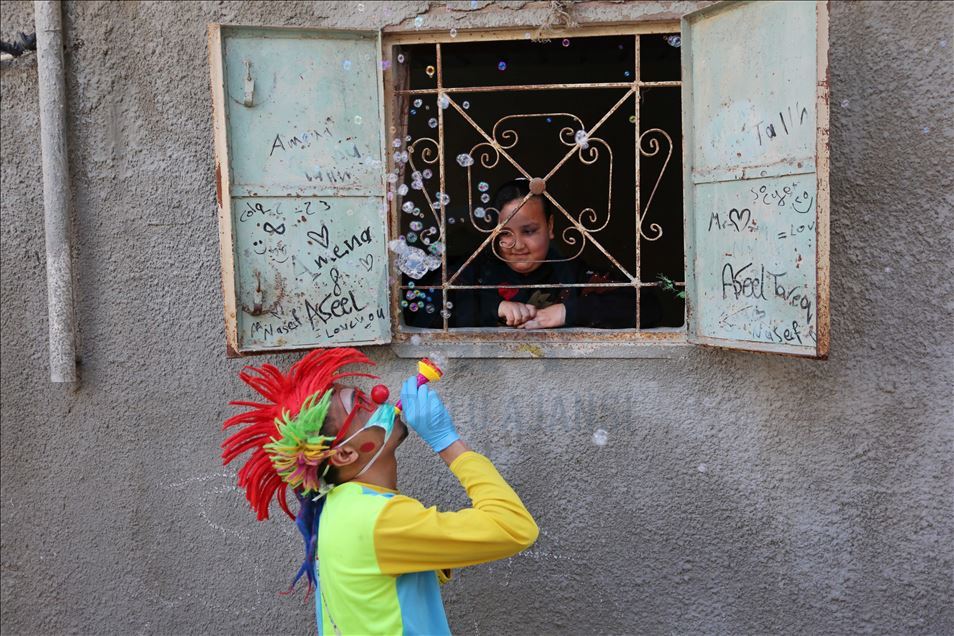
327,386 -> 407,470
496,197 -> 554,274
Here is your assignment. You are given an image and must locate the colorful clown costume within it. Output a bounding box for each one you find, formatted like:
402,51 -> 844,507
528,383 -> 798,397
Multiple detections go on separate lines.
316,451 -> 538,635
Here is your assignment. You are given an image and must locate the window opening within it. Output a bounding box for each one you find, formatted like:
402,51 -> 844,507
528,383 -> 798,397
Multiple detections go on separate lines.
387,32 -> 684,336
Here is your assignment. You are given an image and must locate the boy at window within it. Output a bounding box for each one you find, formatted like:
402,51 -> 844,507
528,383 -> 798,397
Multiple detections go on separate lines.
222,348 -> 538,635
451,178 -> 658,329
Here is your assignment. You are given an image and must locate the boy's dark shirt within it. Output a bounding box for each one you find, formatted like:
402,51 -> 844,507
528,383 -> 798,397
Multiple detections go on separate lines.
437,248 -> 659,329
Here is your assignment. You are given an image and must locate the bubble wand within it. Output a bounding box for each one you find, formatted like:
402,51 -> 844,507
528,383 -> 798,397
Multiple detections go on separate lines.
385,358 -> 443,414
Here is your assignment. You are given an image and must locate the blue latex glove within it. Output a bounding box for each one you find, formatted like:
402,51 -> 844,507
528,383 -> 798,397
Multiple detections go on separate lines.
400,376 -> 459,452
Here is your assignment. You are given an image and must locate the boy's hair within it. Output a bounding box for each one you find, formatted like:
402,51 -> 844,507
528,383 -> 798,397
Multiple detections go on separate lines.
492,178 -> 554,222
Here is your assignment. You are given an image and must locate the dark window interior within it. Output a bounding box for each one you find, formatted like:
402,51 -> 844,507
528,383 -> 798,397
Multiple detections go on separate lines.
392,33 -> 684,330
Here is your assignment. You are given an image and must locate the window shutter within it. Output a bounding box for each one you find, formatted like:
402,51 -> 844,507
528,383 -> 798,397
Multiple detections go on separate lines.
681,1 -> 830,358
209,25 -> 390,356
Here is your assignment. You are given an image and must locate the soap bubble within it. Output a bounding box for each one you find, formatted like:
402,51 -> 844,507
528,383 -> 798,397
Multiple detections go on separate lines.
392,138 -> 403,148
402,201 -> 415,213
401,300 -> 409,307
697,463 -> 707,473
354,115 -> 362,124
409,302 -> 419,312
411,171 -> 422,181
665,35 -> 681,48
410,109 -> 417,115
428,117 -> 438,128
629,115 -> 637,124
406,135 -> 412,142
438,94 -> 450,109
624,70 -> 631,78
389,238 -> 441,279
422,168 -> 433,179
411,180 -> 424,190
440,309 -> 452,319
425,304 -> 436,313
447,217 -> 455,224
407,232 -> 418,243
408,282 -> 415,288
562,38 -> 570,47
450,28 -> 458,38
546,117 -> 552,123
470,0 -> 478,8
474,207 -> 486,219
426,65 -> 435,77
342,59 -> 352,70
437,192 -> 451,206
410,335 -> 422,345
462,100 -> 470,109
414,16 -> 424,28
406,290 -> 417,300
397,54 -> 406,63
410,220 -> 423,231
592,429 -> 608,446
480,193 -> 490,204
574,129 -> 589,149
445,301 -> 454,309
497,61 -> 507,71
413,98 -> 423,108
387,172 -> 399,184
456,153 -> 474,167
478,181 -> 489,192
380,60 -> 392,71
357,2 -> 364,11
398,183 -> 409,196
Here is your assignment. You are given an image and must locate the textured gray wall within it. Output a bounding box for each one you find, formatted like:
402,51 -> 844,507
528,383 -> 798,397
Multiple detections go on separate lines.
2,1 -> 952,634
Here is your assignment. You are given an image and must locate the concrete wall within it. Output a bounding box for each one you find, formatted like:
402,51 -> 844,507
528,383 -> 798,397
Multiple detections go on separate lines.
2,1 -> 952,634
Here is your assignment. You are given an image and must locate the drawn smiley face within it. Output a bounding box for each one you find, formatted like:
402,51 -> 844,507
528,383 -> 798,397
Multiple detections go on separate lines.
252,239 -> 267,256
793,191 -> 814,214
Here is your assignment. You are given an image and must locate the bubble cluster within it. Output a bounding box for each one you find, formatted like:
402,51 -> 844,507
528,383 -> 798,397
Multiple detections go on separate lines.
456,153 -> 474,167
390,237 -> 441,279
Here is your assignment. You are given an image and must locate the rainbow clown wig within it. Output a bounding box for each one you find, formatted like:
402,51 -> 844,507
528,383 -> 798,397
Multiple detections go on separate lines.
222,347 -> 381,593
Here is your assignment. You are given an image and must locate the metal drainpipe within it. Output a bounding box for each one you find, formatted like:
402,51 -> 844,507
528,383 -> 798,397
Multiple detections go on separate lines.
34,0 -> 76,383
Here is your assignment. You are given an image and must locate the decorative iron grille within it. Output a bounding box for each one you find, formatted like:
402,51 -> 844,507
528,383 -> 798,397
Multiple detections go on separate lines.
389,34 -> 684,333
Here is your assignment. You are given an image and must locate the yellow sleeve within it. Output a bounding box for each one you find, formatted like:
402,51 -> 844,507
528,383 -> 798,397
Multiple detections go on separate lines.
373,451 -> 539,575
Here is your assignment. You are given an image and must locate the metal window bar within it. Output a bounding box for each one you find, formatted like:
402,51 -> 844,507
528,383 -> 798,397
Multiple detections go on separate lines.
390,34 -> 685,334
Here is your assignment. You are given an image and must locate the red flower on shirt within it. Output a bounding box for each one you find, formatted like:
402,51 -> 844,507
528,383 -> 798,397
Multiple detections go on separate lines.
497,286 -> 519,301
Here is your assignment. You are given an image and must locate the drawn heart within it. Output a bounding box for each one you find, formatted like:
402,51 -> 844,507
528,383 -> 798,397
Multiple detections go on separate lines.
728,208 -> 751,232
307,224 -> 330,248
359,254 -> 374,272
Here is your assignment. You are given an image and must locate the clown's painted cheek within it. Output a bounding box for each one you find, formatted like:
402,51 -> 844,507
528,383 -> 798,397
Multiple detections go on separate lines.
359,442 -> 376,453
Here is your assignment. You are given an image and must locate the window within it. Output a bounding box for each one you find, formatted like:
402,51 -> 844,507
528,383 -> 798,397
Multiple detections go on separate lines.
209,0 -> 830,360
386,29 -> 686,340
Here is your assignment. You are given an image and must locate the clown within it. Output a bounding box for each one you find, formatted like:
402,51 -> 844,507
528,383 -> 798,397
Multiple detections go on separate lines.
222,348 -> 538,635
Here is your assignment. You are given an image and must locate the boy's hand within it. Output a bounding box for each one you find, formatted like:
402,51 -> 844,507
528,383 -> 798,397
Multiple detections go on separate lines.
400,377 -> 460,453
498,301 -> 537,327
520,303 -> 566,329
